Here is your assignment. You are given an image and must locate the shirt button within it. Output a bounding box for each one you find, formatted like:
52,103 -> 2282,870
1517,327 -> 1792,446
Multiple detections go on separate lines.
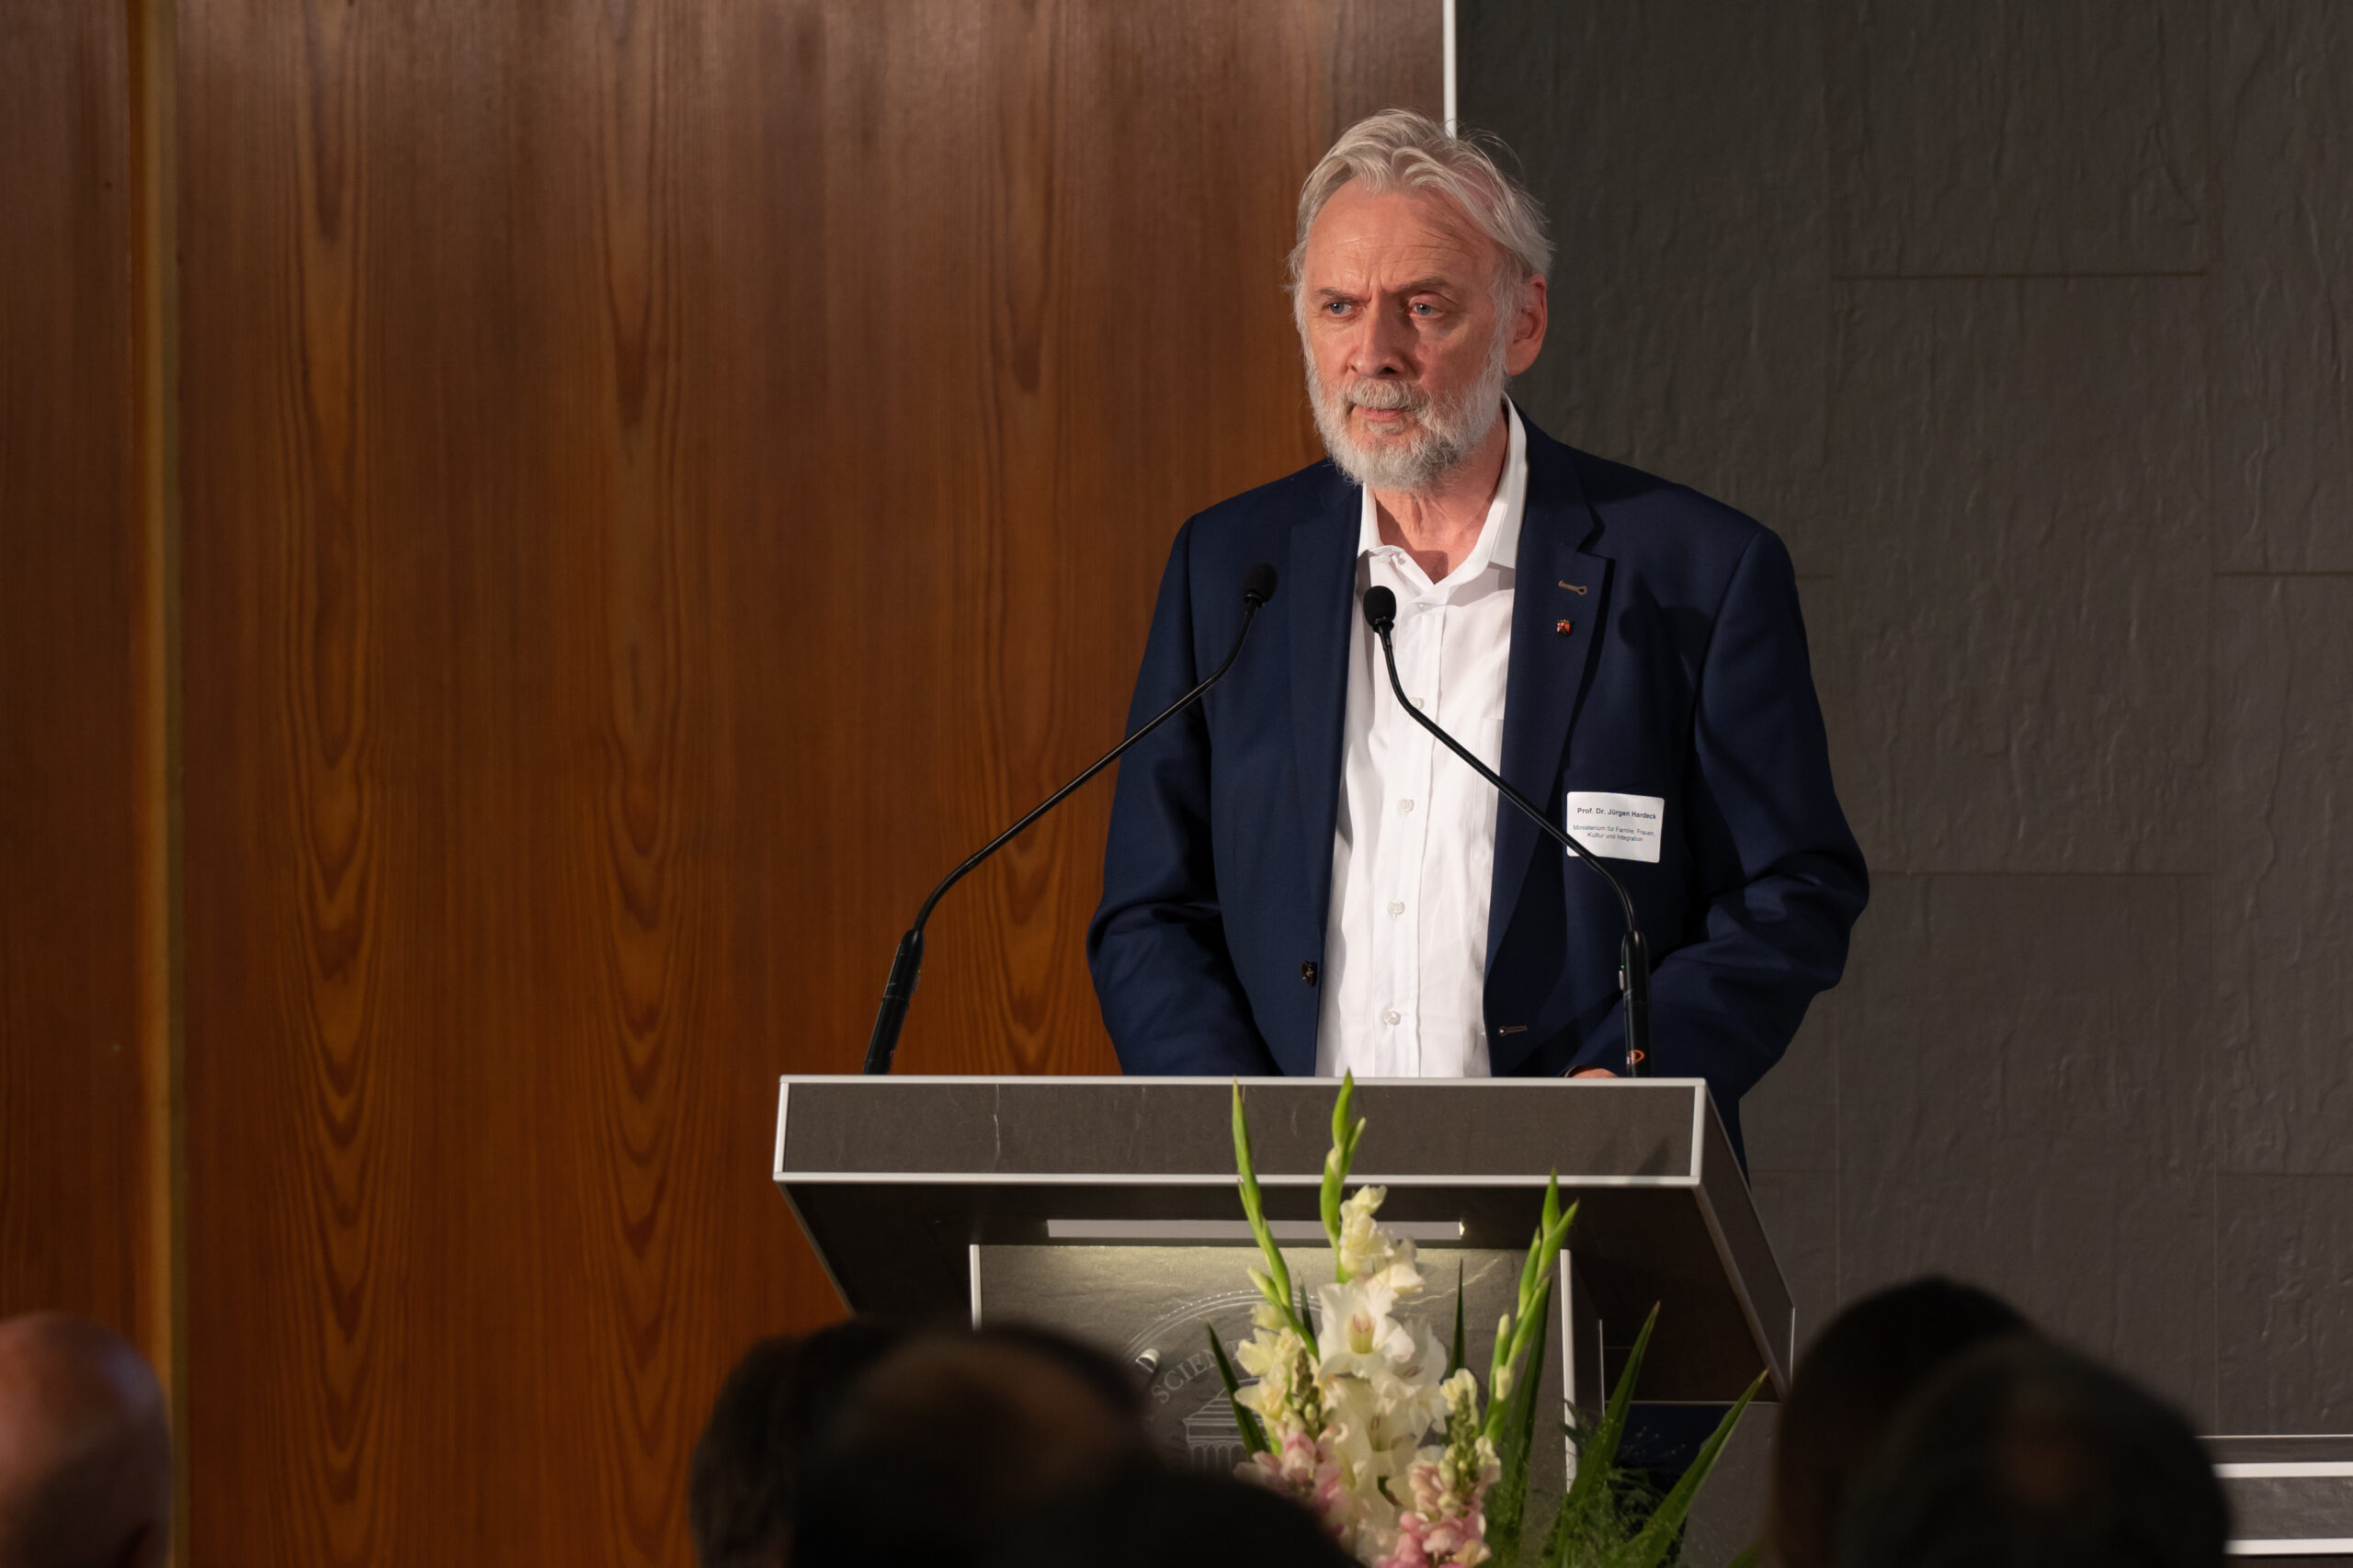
1412,697 -> 1426,710
1382,1009 -> 1402,1026
1388,901 -> 1405,916
1397,799 -> 1415,815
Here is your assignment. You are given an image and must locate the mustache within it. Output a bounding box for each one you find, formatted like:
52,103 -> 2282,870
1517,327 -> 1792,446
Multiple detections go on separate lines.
1336,377 -> 1431,414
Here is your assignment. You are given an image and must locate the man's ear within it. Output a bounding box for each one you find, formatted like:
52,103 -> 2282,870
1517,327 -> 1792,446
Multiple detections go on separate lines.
1506,272 -> 1548,377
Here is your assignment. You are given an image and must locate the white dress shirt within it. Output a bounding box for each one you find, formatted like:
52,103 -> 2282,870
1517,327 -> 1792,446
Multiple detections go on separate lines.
1314,403 -> 1529,1078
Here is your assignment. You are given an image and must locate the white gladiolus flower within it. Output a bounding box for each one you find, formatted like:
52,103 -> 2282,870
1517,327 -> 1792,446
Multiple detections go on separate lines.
1392,1319 -> 1453,1430
1233,1109 -> 1524,1567
1318,1276 -> 1416,1362
1235,1325 -> 1303,1417
1337,1187 -> 1392,1276
1337,1187 -> 1424,1293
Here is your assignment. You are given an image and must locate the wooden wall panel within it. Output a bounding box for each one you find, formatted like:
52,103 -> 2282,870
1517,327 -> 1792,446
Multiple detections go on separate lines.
178,2 -> 1435,1562
0,2 -> 165,1358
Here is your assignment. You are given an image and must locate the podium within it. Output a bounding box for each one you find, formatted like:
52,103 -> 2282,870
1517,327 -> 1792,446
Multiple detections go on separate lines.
772,1074 -> 1792,1494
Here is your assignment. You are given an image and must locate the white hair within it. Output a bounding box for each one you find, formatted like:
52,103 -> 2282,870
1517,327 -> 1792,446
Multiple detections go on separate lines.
1287,108 -> 1553,304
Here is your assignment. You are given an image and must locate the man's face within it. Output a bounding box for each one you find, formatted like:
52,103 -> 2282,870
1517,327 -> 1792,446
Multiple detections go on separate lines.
1297,180 -> 1546,492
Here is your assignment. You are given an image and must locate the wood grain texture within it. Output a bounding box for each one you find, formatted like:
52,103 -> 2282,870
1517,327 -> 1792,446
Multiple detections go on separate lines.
177,2 -> 1435,1562
0,0 -> 169,1360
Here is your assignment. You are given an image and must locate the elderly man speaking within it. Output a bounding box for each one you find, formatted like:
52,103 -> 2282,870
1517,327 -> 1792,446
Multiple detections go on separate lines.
1087,111 -> 1866,1162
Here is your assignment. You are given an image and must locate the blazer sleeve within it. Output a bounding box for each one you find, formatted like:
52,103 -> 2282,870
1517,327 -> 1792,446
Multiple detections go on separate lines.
1086,520 -> 1282,1074
1568,528 -> 1869,1096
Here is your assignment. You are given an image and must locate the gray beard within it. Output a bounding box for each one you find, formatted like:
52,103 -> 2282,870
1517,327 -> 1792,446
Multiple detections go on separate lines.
1304,327 -> 1510,494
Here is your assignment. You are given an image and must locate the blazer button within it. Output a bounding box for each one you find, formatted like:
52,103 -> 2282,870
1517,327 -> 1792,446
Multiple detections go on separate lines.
1301,961 -> 1319,986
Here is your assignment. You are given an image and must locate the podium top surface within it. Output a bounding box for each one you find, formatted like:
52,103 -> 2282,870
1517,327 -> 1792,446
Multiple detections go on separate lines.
771,1075 -> 1794,1399
776,1074 -> 1719,1186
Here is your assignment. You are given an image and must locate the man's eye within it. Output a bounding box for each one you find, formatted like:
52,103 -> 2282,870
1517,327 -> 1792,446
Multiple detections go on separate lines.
1411,301 -> 1438,316
1324,300 -> 1351,314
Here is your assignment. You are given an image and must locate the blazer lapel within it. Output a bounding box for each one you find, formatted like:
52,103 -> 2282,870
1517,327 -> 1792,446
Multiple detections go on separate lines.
1290,472 -> 1359,941
1488,435 -> 1611,971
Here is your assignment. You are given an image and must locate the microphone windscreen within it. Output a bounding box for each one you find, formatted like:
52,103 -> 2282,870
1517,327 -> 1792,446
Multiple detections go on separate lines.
1242,562 -> 1278,606
1362,585 -> 1398,631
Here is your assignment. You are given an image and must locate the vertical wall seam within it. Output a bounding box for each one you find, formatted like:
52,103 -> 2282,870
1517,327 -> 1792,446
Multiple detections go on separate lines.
1441,0 -> 1457,131
2211,1161 -> 2222,1428
2201,0 -> 2221,1428
125,0 -> 186,1557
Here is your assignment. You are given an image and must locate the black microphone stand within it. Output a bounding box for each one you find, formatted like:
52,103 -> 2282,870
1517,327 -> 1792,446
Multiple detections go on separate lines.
861,566 -> 1278,1074
1362,587 -> 1651,1076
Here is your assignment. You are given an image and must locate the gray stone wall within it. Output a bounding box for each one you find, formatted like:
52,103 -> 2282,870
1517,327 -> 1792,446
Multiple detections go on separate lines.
1461,0 -> 2352,1433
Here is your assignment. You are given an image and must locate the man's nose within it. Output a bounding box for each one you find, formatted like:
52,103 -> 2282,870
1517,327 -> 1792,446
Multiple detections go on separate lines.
1345,305 -> 1414,378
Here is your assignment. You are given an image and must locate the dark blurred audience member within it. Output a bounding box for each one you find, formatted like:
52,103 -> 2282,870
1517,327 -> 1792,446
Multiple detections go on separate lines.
0,1313 -> 171,1568
1768,1277 -> 2031,1568
981,1468 -> 1358,1568
689,1317 -> 912,1568
972,1324 -> 1146,1429
792,1325 -> 1152,1568
1840,1336 -> 2228,1568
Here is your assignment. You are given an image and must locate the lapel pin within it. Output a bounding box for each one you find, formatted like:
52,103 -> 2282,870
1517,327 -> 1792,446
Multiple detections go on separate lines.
1557,580 -> 1588,595
1555,619 -> 1574,637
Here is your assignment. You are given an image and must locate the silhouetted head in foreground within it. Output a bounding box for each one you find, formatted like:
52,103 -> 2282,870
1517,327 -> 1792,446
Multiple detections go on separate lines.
0,1313 -> 171,1568
689,1317 -> 915,1568
1767,1276 -> 2032,1568
980,1467 -> 1359,1568
791,1325 -> 1152,1568
1840,1335 -> 2228,1568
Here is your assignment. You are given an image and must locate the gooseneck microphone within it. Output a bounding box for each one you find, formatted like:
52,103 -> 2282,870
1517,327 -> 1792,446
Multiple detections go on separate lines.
861,562 -> 1279,1074
1360,585 -> 1652,1077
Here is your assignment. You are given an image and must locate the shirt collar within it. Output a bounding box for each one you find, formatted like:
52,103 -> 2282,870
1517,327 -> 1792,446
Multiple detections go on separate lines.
1355,399 -> 1529,585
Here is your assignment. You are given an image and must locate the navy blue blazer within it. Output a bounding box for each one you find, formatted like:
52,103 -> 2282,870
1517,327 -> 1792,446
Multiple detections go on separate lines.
1086,415 -> 1867,1162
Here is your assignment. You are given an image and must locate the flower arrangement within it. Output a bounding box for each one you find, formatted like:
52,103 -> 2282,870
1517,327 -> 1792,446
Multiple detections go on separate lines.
1212,1075 -> 1763,1568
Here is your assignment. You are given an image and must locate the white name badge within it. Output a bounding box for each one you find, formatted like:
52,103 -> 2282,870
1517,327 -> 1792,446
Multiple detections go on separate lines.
1564,790 -> 1665,863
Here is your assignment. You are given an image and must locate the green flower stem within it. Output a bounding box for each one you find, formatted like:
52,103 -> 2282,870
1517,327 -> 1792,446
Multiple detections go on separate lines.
1206,1324 -> 1270,1457
1320,1072 -> 1367,1278
1448,1258 -> 1467,1378
1620,1369 -> 1768,1568
1232,1081 -> 1316,1352
1483,1277 -> 1552,1564
1484,1175 -> 1576,1445
1548,1301 -> 1661,1564
1515,1177 -> 1559,1305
